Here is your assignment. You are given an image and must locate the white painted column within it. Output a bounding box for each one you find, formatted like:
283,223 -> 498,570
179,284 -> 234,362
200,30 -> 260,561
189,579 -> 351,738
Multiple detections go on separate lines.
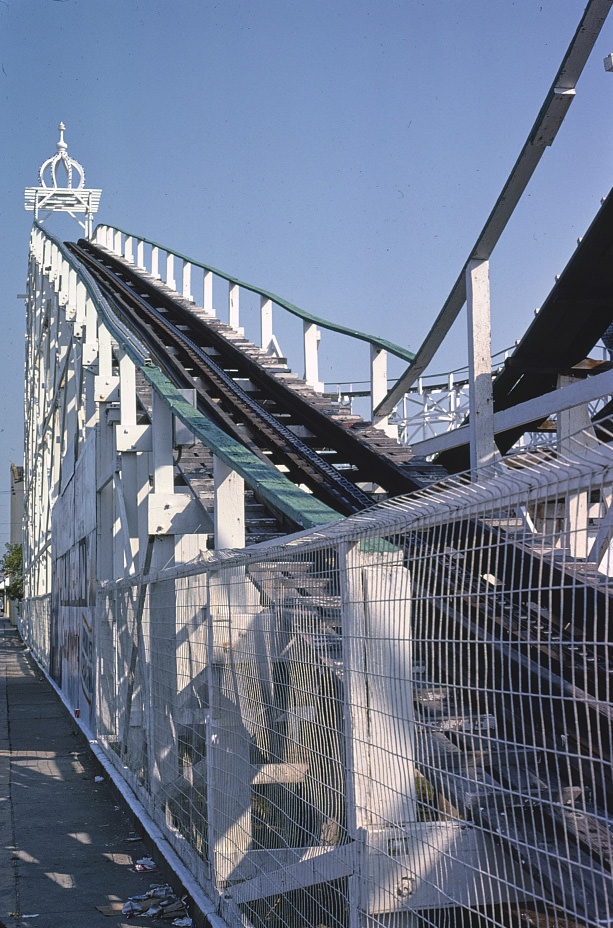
213,455 -> 245,549
75,279 -> 87,336
151,245 -> 159,279
303,321 -> 323,392
152,390 -> 174,497
98,322 -> 113,380
207,566 -> 253,887
203,270 -> 214,315
95,321 -> 120,580
557,374 -> 596,559
370,346 -> 396,436
466,258 -> 497,475
340,543 -> 415,923
149,389 -> 178,797
229,283 -> 240,331
165,252 -> 176,291
260,297 -> 273,351
67,267 -> 77,319
117,350 -> 139,573
124,236 -> 134,263
182,259 -> 192,300
136,239 -> 144,270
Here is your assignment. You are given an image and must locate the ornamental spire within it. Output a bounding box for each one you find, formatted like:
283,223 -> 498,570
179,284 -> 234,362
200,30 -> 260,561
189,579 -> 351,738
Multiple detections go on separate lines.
25,123 -> 101,238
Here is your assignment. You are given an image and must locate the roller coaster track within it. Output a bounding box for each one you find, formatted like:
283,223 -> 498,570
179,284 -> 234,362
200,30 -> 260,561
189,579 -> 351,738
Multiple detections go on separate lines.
68,240 -> 446,518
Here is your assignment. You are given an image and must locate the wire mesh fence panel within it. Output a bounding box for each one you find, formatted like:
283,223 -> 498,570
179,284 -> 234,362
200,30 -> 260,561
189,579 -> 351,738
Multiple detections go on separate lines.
21,421 -> 613,927
20,594 -> 51,669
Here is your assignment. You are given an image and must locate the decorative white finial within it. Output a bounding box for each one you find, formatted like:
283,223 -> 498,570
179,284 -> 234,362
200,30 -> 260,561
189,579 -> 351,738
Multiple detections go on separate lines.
25,123 -> 101,238
56,122 -> 67,151
38,122 -> 85,190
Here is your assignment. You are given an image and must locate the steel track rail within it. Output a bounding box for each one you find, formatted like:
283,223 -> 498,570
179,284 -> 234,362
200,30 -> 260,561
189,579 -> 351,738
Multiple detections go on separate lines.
68,241 -> 377,516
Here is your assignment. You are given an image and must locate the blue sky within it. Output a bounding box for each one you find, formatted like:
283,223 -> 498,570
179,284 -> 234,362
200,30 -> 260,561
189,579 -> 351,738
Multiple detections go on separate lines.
1,0 -> 612,547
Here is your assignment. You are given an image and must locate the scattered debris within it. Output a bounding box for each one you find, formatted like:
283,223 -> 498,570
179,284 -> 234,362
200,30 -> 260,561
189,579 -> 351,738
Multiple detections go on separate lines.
135,855 -> 156,871
94,775 -> 104,783
98,882 -> 192,921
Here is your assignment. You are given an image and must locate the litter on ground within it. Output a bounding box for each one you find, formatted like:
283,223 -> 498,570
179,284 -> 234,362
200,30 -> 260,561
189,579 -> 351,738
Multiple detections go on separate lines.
135,855 -> 156,871
98,882 -> 191,921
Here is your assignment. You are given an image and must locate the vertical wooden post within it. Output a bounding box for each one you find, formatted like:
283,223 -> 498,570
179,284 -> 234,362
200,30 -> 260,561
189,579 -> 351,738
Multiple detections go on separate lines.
213,456 -> 245,550
165,252 -> 176,291
152,391 -> 174,496
118,350 -> 139,572
340,543 -> 415,922
229,283 -> 240,331
557,374 -> 596,558
371,346 -> 395,436
149,390 -> 178,798
303,321 -> 323,392
260,297 -> 273,351
182,259 -> 192,300
466,258 -> 496,475
203,270 -> 214,315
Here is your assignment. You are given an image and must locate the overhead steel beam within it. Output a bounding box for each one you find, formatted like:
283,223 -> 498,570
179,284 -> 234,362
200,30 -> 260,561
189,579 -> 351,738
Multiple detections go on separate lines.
377,0 -> 613,417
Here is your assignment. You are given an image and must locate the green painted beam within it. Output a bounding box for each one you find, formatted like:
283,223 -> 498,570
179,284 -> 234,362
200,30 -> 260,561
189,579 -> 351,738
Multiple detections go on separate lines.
141,363 -> 340,530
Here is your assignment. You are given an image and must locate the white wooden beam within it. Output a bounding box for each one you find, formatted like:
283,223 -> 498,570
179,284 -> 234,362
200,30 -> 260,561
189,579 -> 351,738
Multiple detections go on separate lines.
203,270 -> 214,315
151,390 -> 174,495
466,259 -> 497,474
303,321 -> 323,392
260,297 -> 273,351
213,455 -> 245,549
229,283 -> 239,330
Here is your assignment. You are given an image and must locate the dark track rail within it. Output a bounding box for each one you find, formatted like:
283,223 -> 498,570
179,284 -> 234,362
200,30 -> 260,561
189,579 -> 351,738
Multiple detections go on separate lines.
69,240 -> 445,515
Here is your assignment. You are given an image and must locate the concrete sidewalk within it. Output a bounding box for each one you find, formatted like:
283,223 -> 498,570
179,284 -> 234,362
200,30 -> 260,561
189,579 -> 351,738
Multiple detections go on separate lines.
0,618 -> 194,928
